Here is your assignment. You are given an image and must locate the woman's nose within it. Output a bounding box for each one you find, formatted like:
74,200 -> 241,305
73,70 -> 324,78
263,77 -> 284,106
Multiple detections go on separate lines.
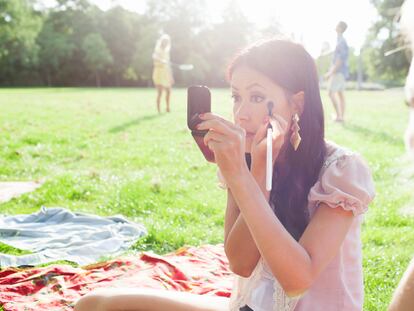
237,113 -> 249,122
234,104 -> 250,123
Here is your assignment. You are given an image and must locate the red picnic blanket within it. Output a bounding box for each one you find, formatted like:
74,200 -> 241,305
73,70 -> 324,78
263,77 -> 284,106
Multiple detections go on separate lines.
0,244 -> 233,311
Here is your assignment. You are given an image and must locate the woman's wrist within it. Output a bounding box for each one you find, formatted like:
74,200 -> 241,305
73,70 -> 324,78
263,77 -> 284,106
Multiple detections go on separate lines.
251,165 -> 266,185
226,166 -> 271,202
225,166 -> 251,189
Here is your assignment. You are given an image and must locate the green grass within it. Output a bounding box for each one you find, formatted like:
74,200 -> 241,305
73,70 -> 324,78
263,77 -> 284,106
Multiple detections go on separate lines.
0,87 -> 413,310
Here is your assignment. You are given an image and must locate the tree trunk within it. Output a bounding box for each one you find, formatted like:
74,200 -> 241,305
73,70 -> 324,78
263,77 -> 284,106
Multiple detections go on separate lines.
95,72 -> 101,87
46,70 -> 52,87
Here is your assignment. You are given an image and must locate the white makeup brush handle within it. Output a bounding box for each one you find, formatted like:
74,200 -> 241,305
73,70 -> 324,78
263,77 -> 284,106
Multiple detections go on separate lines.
266,128 -> 272,191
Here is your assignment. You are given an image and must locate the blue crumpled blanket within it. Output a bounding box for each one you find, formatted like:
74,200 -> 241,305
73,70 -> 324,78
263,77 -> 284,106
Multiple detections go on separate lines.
0,206 -> 147,267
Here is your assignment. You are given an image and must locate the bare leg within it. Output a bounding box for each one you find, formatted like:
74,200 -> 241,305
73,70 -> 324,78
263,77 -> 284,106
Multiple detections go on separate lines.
405,108 -> 414,155
389,258 -> 414,311
165,87 -> 171,112
328,91 -> 341,121
156,86 -> 163,114
74,288 -> 229,311
337,91 -> 346,121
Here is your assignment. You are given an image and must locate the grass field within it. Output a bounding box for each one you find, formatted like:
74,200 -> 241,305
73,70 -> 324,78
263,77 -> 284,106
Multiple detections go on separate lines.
0,87 -> 413,310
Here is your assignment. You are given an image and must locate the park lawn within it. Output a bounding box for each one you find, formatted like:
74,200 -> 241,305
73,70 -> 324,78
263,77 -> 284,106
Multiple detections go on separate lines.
0,87 -> 413,310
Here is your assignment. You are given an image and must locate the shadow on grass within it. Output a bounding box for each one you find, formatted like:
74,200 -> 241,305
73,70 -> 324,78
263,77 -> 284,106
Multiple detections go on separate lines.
109,114 -> 160,133
343,122 -> 402,146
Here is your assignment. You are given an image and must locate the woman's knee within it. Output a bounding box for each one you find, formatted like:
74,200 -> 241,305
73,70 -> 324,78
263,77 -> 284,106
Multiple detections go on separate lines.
74,291 -> 108,311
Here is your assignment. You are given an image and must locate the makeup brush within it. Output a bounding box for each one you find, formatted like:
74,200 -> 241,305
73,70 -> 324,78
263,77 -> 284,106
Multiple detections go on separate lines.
266,101 -> 274,191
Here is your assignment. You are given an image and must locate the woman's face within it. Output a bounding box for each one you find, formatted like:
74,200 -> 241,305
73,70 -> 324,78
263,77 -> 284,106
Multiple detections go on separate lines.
230,65 -> 294,152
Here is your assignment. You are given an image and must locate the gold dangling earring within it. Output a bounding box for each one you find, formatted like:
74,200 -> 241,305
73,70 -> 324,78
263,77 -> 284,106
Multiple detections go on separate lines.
290,113 -> 301,151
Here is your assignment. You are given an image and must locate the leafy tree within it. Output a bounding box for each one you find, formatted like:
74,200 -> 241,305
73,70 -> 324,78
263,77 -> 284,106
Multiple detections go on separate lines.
82,33 -> 112,86
101,6 -> 139,86
0,0 -> 41,85
131,16 -> 159,85
364,0 -> 410,84
198,1 -> 251,86
37,15 -> 75,86
6,0 -> 404,87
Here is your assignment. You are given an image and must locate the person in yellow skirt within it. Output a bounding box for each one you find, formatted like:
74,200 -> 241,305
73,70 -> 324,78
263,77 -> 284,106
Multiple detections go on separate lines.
152,34 -> 174,113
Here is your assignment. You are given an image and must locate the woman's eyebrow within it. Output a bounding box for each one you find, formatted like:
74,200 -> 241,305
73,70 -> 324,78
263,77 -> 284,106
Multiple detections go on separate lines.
246,83 -> 266,90
231,83 -> 266,91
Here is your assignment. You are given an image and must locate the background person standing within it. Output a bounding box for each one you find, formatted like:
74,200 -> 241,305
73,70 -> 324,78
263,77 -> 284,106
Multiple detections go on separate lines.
325,21 -> 349,123
152,34 -> 174,113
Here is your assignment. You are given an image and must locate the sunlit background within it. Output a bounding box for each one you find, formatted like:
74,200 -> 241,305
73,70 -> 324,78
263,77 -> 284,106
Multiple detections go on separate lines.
104,0 -> 374,57
2,0 -> 410,87
41,0 -> 377,56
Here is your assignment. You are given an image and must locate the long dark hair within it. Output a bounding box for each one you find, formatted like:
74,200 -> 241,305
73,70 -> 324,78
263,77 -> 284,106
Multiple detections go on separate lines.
228,39 -> 327,240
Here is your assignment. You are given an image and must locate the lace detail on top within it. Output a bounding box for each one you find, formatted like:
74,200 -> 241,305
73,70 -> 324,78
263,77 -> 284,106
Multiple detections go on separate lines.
229,258 -> 300,311
273,279 -> 300,311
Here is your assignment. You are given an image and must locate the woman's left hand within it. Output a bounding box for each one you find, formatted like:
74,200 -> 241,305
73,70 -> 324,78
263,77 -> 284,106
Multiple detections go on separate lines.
197,113 -> 249,180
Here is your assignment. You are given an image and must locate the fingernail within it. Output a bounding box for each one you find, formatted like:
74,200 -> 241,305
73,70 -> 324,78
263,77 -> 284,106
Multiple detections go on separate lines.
196,124 -> 201,129
198,113 -> 204,118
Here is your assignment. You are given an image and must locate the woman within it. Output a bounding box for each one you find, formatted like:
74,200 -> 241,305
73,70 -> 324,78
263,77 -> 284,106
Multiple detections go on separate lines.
75,39 -> 375,311
152,34 -> 174,113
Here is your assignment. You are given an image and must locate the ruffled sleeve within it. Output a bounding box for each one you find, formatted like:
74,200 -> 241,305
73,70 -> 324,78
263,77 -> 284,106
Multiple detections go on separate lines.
308,151 -> 375,215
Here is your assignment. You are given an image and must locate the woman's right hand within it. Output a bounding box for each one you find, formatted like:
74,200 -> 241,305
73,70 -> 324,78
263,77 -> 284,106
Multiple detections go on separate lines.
198,113 -> 249,183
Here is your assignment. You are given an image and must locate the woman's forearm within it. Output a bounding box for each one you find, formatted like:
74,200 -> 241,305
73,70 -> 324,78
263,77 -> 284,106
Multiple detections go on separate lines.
224,190 -> 240,243
225,215 -> 260,277
224,170 -> 269,277
224,193 -> 260,276
227,169 -> 313,295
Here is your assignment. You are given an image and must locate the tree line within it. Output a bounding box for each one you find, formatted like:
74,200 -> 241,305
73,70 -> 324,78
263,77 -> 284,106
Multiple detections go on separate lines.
0,0 -> 410,87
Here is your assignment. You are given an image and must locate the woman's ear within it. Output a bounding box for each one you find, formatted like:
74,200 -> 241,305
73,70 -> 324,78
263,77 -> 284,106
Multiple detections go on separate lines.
292,91 -> 305,116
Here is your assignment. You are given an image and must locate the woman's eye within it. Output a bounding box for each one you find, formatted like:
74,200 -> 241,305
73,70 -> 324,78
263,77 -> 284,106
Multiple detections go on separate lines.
231,94 -> 241,103
251,95 -> 265,103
